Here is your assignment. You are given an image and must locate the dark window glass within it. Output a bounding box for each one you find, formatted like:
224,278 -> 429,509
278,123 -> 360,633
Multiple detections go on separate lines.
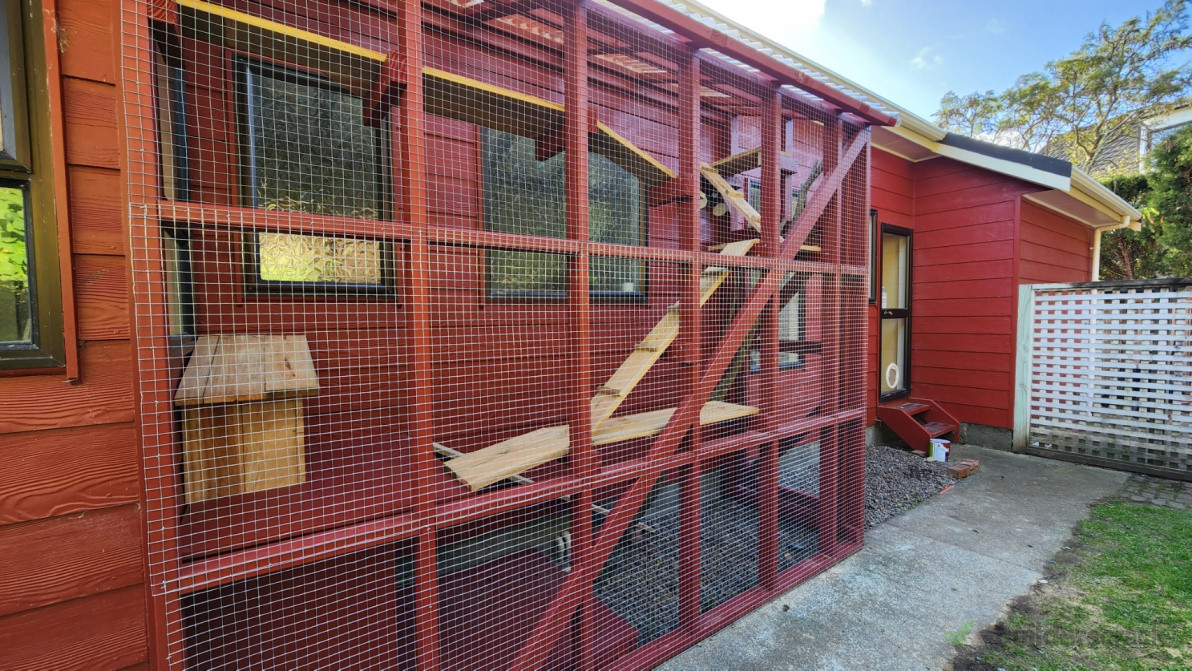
749,272 -> 805,372
162,230 -> 194,339
243,60 -> 383,218
483,129 -> 644,299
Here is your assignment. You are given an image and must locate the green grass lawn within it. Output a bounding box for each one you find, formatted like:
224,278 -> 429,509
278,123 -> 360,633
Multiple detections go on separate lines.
955,499 -> 1192,670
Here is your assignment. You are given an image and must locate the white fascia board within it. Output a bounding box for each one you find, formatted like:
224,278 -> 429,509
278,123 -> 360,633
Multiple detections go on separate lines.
1070,168 -> 1143,229
884,126 -> 1070,191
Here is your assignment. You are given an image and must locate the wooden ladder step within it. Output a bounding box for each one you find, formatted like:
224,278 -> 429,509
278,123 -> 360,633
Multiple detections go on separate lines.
898,402 -> 930,416
443,425 -> 570,492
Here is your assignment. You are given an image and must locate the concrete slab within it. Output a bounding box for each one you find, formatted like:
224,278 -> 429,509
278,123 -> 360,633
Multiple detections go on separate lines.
657,445 -> 1127,671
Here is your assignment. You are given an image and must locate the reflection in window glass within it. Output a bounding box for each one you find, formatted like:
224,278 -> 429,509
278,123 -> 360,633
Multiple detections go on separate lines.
778,290 -> 802,368
0,185 -> 31,343
257,233 -> 384,287
245,61 -> 383,219
483,129 -> 643,297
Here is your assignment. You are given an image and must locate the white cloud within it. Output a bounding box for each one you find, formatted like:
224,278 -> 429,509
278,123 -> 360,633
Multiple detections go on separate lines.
910,46 -> 943,70
860,0 -> 873,6
695,0 -> 826,34
985,18 -> 1006,34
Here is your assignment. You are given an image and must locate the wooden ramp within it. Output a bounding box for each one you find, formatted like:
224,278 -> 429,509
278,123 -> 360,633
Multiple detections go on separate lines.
441,167 -> 772,491
444,401 -> 759,491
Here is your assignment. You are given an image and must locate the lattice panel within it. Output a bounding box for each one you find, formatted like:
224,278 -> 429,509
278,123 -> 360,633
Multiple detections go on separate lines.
1027,282 -> 1192,477
120,0 -> 875,667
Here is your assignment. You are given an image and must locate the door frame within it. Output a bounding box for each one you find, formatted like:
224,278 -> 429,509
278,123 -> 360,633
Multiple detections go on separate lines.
879,223 -> 912,402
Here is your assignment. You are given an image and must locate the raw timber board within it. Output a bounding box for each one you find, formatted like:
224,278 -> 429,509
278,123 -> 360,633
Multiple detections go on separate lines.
444,402 -> 759,491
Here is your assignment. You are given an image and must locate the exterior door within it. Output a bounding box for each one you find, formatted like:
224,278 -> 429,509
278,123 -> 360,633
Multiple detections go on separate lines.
880,225 -> 911,400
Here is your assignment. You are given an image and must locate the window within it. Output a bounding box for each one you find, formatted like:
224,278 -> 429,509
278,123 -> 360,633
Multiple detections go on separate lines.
483,129 -> 645,300
750,273 -> 806,372
0,0 -> 65,369
162,229 -> 195,339
237,58 -> 391,292
868,209 -> 879,304
247,232 -> 389,293
241,58 -> 384,217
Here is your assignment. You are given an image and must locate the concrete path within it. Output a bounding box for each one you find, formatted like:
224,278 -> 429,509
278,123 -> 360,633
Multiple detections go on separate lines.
657,445 -> 1128,671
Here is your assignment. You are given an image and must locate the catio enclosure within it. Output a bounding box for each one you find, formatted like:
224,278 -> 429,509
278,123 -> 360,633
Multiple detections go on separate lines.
122,0 -> 883,667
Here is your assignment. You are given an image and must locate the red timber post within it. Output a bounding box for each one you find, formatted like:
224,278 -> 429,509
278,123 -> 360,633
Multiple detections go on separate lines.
122,0 -> 187,665
562,2 -> 597,667
511,129 -> 870,671
758,86 -> 783,589
396,1 -> 441,667
676,48 -> 703,631
817,114 -> 842,557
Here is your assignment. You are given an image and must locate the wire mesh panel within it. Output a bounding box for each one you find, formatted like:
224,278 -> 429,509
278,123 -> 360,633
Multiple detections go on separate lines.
120,0 -> 877,667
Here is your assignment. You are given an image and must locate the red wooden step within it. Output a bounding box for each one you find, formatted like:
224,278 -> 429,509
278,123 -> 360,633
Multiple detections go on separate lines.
875,397 -> 960,453
923,421 -> 956,438
896,401 -> 930,416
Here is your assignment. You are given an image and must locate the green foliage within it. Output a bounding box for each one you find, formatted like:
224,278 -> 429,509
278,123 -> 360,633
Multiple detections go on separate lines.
935,0 -> 1192,176
1100,125 -> 1192,279
945,622 -> 974,647
0,186 -> 28,287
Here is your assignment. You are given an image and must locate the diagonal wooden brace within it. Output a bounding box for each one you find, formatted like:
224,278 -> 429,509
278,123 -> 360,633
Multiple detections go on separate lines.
510,127 -> 869,670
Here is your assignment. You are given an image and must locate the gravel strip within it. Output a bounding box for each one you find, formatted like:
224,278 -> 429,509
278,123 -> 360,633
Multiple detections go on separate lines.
865,444 -> 956,528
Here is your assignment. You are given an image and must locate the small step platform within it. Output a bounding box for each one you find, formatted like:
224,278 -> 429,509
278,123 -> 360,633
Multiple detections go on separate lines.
875,397 -> 960,453
443,401 -> 758,491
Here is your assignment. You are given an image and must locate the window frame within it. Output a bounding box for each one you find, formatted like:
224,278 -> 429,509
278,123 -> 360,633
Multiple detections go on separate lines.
868,209 -> 879,304
0,0 -> 65,371
479,127 -> 649,303
232,55 -> 396,296
749,274 -> 812,374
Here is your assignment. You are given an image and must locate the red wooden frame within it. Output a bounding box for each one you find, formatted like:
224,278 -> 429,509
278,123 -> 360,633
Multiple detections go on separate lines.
124,1 -> 878,668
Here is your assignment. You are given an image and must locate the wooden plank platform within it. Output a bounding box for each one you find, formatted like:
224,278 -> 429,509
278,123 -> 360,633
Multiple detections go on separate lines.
443,402 -> 759,491
708,148 -> 799,179
589,238 -> 757,428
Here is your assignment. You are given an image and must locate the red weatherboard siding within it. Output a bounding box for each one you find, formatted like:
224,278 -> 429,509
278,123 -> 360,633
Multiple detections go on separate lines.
0,0 -> 149,667
866,149 -> 913,424
911,159 -> 1026,429
1019,201 -> 1095,283
870,151 -> 1036,430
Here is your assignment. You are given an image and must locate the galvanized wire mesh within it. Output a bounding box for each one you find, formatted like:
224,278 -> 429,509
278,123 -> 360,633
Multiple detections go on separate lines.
122,0 -> 872,667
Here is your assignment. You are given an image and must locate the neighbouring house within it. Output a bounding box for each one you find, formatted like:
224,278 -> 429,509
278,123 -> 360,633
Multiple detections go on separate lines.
1042,103 -> 1192,176
0,1 -> 1138,671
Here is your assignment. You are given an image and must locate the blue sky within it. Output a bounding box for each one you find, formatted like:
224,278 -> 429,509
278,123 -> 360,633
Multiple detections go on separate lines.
695,0 -> 1155,120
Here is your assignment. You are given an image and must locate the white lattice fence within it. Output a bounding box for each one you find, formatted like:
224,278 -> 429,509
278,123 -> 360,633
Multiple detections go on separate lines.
1018,280 -> 1192,479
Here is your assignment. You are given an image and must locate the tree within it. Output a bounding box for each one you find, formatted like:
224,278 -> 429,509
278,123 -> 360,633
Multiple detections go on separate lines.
935,0 -> 1192,175
1099,125 -> 1192,278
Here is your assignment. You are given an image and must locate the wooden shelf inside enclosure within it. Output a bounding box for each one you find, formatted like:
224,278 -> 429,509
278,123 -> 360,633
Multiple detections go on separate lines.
175,335 -> 320,504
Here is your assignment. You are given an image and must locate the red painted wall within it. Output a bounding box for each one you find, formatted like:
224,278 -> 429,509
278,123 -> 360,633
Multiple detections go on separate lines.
1019,201 -> 1095,284
869,150 -> 1098,433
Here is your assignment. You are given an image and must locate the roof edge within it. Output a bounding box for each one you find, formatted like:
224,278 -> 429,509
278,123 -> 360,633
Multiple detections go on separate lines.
1071,168 -> 1144,228
665,0 -> 1142,228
